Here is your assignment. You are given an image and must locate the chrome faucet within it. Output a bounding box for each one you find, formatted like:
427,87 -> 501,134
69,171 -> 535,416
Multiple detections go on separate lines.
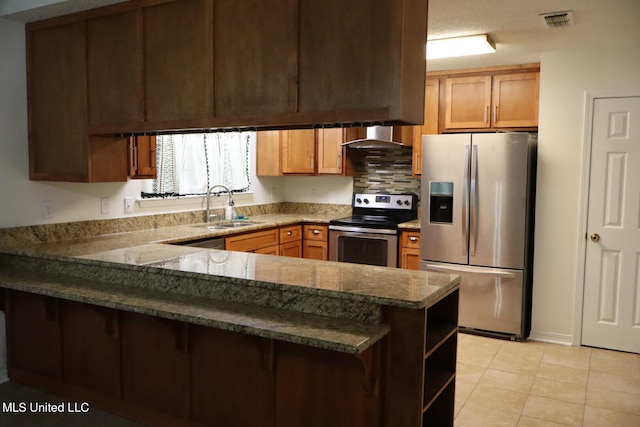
205,184 -> 235,223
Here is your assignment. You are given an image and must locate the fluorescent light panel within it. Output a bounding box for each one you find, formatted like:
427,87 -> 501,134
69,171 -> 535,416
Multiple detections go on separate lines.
426,34 -> 496,60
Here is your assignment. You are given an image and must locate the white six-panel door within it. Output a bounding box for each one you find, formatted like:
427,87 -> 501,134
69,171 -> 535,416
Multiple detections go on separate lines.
582,96 -> 640,353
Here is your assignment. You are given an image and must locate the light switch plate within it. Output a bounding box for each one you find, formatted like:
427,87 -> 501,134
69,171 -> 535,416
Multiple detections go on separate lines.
124,197 -> 134,213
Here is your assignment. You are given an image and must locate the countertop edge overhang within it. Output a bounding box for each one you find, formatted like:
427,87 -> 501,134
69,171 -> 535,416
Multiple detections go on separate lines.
0,213 -> 458,354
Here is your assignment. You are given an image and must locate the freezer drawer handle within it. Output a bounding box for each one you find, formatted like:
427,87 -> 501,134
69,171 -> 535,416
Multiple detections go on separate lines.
425,263 -> 516,278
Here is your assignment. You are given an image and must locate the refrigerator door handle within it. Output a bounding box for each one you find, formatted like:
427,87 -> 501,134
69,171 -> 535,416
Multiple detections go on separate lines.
424,263 -> 516,279
462,145 -> 470,256
470,147 -> 479,256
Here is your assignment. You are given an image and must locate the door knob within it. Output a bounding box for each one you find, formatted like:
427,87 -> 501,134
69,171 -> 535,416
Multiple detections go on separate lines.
590,233 -> 600,242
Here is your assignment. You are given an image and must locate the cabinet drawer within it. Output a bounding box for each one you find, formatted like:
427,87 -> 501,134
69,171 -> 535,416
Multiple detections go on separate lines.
303,224 -> 328,241
225,229 -> 279,252
279,225 -> 302,244
401,231 -> 421,249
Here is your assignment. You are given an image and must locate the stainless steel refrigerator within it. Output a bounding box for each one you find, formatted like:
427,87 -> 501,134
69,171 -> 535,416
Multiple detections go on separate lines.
420,133 -> 537,340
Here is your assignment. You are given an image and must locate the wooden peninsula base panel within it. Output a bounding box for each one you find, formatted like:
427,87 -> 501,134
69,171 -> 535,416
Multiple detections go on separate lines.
3,287 -> 458,427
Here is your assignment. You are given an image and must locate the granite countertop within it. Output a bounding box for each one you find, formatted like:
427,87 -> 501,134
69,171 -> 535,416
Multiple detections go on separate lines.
0,210 -> 458,354
398,219 -> 421,229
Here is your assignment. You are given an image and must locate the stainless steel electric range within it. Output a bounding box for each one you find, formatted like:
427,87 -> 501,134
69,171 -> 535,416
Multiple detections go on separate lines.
329,193 -> 418,268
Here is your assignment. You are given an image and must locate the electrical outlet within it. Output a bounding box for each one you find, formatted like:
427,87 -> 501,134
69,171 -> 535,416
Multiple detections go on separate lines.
100,197 -> 110,214
42,200 -> 54,219
124,197 -> 134,213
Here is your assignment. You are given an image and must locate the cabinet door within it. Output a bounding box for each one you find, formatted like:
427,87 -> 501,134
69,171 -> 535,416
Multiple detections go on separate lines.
255,245 -> 280,256
400,231 -> 421,270
190,325 -> 275,426
256,130 -> 282,176
317,128 -> 345,174
129,135 -> 157,179
61,301 -> 121,398
225,229 -> 280,252
6,291 -> 62,379
303,240 -> 328,260
28,21 -> 88,181
281,129 -> 316,174
280,240 -> 302,258
444,76 -> 492,129
213,0 -> 296,117
120,312 -> 190,419
87,8 -> 143,127
297,0 -> 426,125
413,78 -> 440,176
144,0 -> 213,122
492,72 -> 539,128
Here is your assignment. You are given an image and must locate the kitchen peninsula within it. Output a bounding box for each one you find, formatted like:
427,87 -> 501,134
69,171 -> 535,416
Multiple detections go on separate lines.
0,209 -> 459,427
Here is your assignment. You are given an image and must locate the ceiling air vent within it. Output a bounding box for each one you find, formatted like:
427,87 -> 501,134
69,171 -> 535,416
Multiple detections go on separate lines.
540,10 -> 575,28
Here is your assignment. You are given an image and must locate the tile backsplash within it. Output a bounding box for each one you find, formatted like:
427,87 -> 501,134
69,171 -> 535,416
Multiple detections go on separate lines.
352,147 -> 421,197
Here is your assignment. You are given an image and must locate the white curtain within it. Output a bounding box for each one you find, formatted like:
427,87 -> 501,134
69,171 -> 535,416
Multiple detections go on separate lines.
141,131 -> 252,197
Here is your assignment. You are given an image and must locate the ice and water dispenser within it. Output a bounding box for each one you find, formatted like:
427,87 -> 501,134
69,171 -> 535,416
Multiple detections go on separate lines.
429,182 -> 453,223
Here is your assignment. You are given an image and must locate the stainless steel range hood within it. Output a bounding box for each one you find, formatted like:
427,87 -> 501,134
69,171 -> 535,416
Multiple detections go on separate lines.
341,126 -> 407,149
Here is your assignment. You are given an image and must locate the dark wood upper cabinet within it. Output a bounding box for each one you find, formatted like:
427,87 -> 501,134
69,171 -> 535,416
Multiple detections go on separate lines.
213,0 -> 298,118
28,21 -> 89,181
87,8 -> 144,126
144,0 -> 214,123
26,0 -> 428,181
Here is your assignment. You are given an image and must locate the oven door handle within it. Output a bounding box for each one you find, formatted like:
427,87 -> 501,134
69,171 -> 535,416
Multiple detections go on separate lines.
328,225 -> 398,235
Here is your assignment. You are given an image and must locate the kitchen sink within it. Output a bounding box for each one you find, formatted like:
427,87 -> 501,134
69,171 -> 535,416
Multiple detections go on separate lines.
194,220 -> 262,230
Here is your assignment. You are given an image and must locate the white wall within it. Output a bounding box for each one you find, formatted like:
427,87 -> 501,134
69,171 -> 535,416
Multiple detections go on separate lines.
530,45 -> 640,343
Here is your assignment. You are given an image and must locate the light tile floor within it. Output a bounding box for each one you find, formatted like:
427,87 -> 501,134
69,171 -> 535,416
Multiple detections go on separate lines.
454,333 -> 640,427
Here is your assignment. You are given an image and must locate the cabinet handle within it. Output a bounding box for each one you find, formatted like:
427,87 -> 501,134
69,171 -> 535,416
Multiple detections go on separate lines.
287,230 -> 292,236
312,229 -> 320,235
409,236 -> 419,242
494,105 -> 498,123
484,106 -> 489,123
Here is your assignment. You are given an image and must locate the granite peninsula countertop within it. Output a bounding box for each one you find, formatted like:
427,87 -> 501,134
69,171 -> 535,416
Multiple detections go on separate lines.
0,211 -> 457,354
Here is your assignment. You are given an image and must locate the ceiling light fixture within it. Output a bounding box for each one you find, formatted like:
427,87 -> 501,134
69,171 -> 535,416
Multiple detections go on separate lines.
426,34 -> 496,60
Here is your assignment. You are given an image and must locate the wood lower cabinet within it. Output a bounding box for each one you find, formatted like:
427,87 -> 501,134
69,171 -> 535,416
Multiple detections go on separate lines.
190,325 -> 275,426
275,342 -> 381,427
383,289 -> 458,427
400,230 -> 421,270
61,301 -> 121,398
3,286 -> 458,427
303,224 -> 329,260
279,225 -> 303,257
120,312 -> 191,419
225,228 -> 280,253
5,290 -> 62,379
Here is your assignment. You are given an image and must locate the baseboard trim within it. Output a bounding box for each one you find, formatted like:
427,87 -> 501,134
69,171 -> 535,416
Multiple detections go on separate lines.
528,331 -> 574,346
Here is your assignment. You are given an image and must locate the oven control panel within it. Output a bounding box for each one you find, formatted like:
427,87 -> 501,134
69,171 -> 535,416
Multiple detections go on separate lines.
353,193 -> 415,210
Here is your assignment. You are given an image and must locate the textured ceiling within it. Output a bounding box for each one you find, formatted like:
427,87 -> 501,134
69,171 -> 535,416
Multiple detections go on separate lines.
2,0 -> 639,73
426,0 -> 640,71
